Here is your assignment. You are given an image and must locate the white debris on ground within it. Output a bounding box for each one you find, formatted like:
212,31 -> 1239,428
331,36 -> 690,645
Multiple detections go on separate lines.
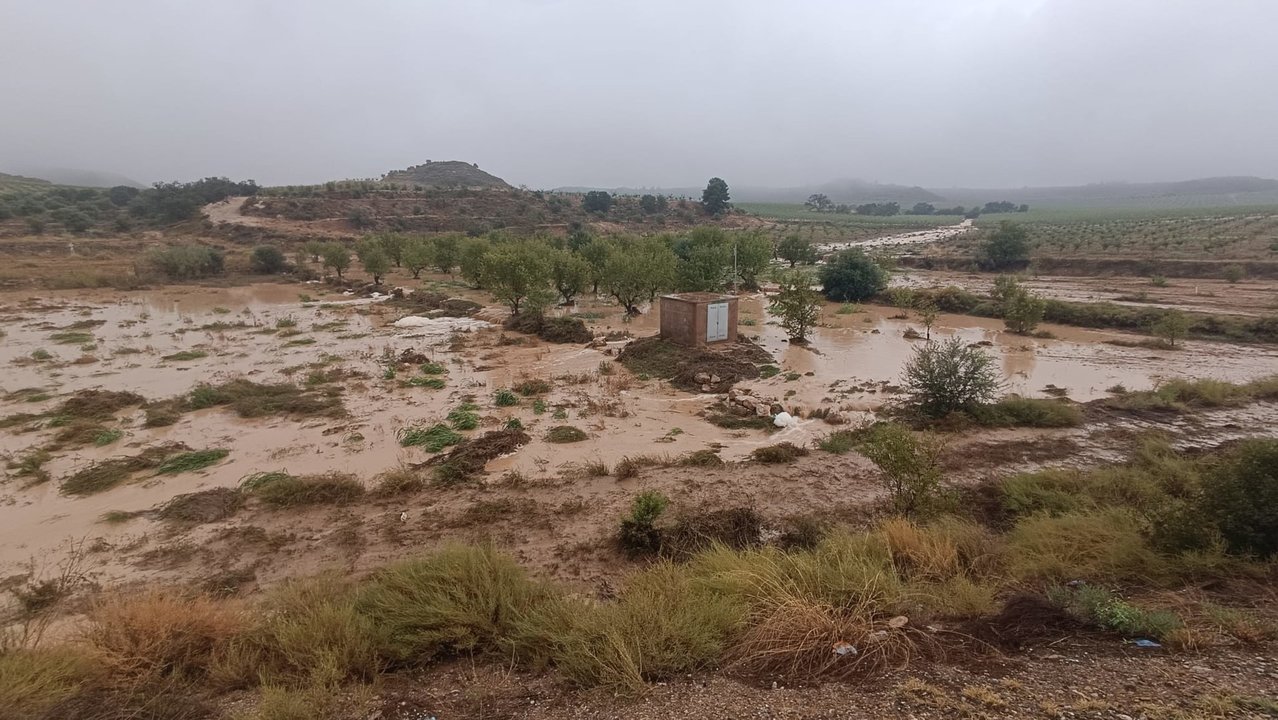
819,219 -> 973,252
392,315 -> 492,342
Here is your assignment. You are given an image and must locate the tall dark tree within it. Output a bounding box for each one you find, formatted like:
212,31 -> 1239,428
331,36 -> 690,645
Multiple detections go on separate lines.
980,221 -> 1032,270
700,177 -> 731,216
582,191 -> 613,214
804,193 -> 833,212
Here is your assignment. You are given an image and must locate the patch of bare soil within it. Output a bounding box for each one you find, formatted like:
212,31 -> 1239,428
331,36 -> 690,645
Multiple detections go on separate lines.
618,336 -> 774,392
293,644 -> 1278,720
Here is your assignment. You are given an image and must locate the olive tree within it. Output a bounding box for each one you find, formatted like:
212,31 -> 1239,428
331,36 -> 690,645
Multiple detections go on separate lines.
777,235 -> 818,267
903,337 -> 1002,417
733,232 -> 774,289
767,270 -> 822,343
320,243 -> 351,280
402,237 -> 434,279
550,248 -> 592,304
604,237 -> 677,315
480,241 -> 554,314
355,238 -> 393,284
1152,310 -> 1191,347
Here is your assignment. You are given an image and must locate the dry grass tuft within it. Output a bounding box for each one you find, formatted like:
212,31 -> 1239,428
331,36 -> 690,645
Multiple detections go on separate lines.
84,590 -> 243,681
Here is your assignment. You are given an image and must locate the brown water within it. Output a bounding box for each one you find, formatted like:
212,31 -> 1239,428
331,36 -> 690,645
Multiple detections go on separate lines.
3,282 -> 1276,582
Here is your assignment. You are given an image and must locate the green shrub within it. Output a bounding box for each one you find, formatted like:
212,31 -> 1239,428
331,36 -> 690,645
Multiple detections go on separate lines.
903,338 -> 1000,417
1051,585 -> 1182,641
1193,439 -> 1278,558
494,389 -> 519,407
618,491 -> 669,557
818,249 -> 887,302
855,423 -> 945,515
250,245 -> 288,274
143,245 -> 225,279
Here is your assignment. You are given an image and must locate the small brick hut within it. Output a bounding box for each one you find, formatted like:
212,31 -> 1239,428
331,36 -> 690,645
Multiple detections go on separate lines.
659,292 -> 738,347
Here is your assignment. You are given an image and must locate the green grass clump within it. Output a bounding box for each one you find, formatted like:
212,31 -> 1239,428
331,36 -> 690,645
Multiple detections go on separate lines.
545,425 -> 588,443
751,442 -> 809,463
161,350 -> 208,361
188,379 -> 344,419
677,449 -> 724,467
355,544 -> 549,664
6,448 -> 52,485
155,448 -> 230,475
215,574 -> 380,688
758,365 -> 780,379
817,429 -> 861,454
242,471 -> 364,507
59,444 -> 186,495
514,378 -> 552,396
1106,375 -> 1278,412
419,361 -> 447,375
398,424 -> 462,452
404,376 -> 446,389
969,397 -> 1083,428
92,428 -> 124,446
50,331 -> 94,345
494,389 -> 519,407
30,348 -> 53,361
447,403 -> 480,430
0,647 -> 102,718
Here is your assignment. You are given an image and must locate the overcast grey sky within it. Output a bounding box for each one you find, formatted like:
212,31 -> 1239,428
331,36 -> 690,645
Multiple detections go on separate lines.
2,0 -> 1275,189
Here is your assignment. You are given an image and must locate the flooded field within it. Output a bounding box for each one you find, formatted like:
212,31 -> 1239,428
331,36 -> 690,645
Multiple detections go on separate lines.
899,268 -> 1278,318
3,278 -> 1278,587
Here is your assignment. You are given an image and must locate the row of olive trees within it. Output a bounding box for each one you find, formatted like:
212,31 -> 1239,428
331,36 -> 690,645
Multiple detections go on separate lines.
441,227 -> 781,316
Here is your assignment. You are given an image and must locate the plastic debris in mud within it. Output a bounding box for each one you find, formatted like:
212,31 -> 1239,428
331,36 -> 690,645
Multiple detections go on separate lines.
832,642 -> 858,656
1130,639 -> 1162,648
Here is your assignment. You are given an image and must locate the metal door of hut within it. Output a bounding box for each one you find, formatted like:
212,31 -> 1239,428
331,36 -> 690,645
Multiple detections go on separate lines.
706,302 -> 729,342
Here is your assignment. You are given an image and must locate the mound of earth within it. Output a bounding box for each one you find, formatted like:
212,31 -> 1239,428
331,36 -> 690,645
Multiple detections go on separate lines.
381,161 -> 511,189
386,290 -> 481,318
617,336 -> 773,393
504,312 -> 592,343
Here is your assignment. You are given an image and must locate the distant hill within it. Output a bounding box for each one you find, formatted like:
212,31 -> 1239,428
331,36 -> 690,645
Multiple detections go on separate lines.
381,161 -> 511,189
6,166 -> 144,188
0,171 -> 53,191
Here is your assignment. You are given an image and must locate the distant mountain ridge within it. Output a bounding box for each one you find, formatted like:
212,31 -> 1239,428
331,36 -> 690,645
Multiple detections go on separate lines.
555,175 -> 1278,209
381,161 -> 511,189
5,166 -> 144,188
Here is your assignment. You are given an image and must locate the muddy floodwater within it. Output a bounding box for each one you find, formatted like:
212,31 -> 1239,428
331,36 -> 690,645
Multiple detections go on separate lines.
2,280 -> 1277,583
